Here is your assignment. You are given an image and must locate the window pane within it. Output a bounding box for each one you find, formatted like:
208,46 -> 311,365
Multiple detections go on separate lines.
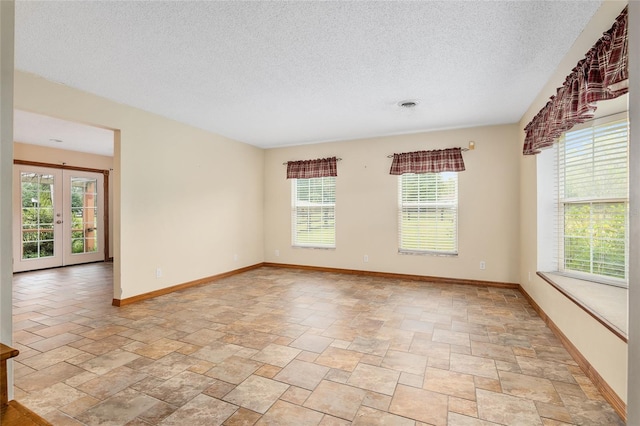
558,118 -> 628,283
292,177 -> 336,248
399,173 -> 458,254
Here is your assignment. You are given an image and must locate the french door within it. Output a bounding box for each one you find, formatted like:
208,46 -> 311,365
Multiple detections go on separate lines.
13,165 -> 105,272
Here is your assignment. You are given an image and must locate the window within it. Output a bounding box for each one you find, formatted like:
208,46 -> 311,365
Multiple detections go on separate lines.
291,177 -> 336,248
557,118 -> 628,285
398,172 -> 458,254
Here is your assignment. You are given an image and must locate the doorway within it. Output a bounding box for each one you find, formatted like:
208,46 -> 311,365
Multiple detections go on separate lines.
13,164 -> 107,272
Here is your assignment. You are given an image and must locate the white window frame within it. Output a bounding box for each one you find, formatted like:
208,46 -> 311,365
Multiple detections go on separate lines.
555,115 -> 629,287
291,177 -> 336,248
398,172 -> 458,255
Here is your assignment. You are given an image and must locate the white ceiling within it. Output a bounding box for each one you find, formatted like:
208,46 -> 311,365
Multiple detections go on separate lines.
14,110 -> 114,157
14,1 -> 605,150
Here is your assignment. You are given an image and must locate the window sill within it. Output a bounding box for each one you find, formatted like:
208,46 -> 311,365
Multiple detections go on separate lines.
537,272 -> 627,342
398,250 -> 458,257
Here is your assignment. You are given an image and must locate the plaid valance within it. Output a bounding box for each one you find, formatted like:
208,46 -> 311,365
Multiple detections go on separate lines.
389,148 -> 465,175
523,6 -> 628,155
286,157 -> 338,179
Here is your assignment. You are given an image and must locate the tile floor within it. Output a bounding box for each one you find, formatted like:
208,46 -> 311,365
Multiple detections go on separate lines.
11,263 -> 624,425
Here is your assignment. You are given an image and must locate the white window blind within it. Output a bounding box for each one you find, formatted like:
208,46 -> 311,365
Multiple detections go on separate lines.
292,177 -> 336,248
398,172 -> 458,254
557,118 -> 628,284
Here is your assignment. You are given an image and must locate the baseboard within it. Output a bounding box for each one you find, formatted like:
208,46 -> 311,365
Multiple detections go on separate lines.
518,286 -> 626,423
262,262 -> 520,289
112,263 -> 265,307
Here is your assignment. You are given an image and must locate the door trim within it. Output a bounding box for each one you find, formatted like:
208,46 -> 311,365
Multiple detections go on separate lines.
14,159 -> 110,262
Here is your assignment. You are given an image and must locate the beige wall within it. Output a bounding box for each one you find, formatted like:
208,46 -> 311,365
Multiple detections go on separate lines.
518,1 -> 629,403
264,124 -> 520,284
14,71 -> 265,300
13,142 -> 115,258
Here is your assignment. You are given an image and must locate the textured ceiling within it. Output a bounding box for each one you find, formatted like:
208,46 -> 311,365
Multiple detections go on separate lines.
15,1 -> 604,149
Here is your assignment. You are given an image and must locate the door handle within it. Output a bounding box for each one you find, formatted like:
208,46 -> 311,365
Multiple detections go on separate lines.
56,220 -> 63,224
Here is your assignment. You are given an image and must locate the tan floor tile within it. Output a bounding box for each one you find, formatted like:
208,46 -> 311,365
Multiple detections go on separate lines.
58,395 -> 101,417
361,391 -> 392,411
315,347 -> 363,372
281,386 -> 313,405
476,389 -> 542,425
76,366 -> 147,399
180,328 -> 225,346
203,379 -> 236,399
19,382 -> 87,415
257,400 -> 324,425
318,414 -> 352,425
389,384 -> 447,425
15,362 -> 84,392
534,401 -> 573,423
381,350 -> 427,376
224,375 -> 290,414
274,359 -> 330,390
423,367 -> 476,400
76,335 -> 134,356
28,333 -> 84,352
449,396 -> 478,417
20,345 -> 85,370
499,371 -> 562,404
450,353 -> 498,380
290,333 -> 334,353
474,376 -> 502,393
206,355 -> 263,384
251,343 -> 301,368
137,400 -> 178,424
223,407 -> 262,425
470,340 -> 516,363
146,371 -> 215,406
347,363 -> 399,396
447,411 -> 502,425
303,380 -> 366,421
161,394 -> 238,425
192,341 -> 244,364
353,406 -> 415,426
131,337 -> 187,359
78,348 -> 140,375
254,364 -> 282,378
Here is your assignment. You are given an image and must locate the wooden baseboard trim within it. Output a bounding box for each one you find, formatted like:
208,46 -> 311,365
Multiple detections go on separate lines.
262,262 -> 519,289
518,286 -> 626,423
112,263 -> 265,307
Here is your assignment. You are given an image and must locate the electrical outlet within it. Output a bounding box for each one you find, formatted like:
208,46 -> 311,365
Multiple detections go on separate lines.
364,255 -> 369,263
156,268 -> 162,278
275,249 -> 280,257
479,261 -> 486,270
233,254 -> 238,261
528,272 -> 532,282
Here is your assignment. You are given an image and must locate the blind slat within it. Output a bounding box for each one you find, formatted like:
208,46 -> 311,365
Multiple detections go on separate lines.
292,177 -> 336,248
398,173 -> 458,254
556,118 -> 629,283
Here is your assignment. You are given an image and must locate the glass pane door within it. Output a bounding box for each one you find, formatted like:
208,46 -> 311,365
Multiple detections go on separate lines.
63,171 -> 104,266
13,166 -> 63,272
13,166 -> 105,272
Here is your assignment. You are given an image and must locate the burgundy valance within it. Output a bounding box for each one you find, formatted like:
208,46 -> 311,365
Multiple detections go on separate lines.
286,157 -> 338,179
389,148 -> 465,175
523,6 -> 628,155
